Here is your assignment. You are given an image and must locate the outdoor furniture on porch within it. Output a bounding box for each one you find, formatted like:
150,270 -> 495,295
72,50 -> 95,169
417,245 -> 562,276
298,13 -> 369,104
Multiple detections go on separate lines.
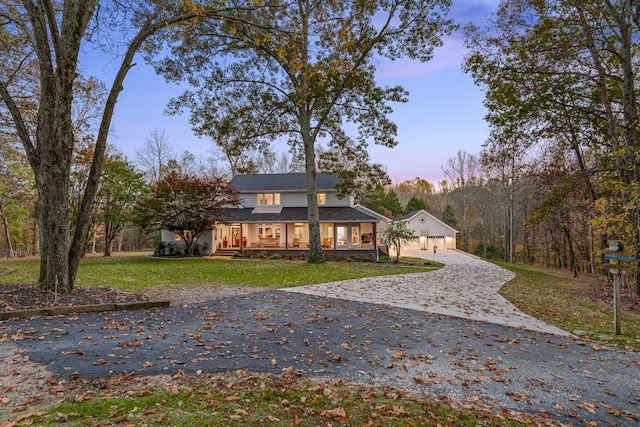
258,237 -> 280,248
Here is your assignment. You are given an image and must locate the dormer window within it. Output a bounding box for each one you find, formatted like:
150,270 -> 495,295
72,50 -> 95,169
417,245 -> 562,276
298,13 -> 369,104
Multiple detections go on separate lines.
317,193 -> 326,205
258,193 -> 280,206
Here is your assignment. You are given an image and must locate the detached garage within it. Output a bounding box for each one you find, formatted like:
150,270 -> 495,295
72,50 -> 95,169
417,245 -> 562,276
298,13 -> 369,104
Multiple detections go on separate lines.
401,210 -> 458,251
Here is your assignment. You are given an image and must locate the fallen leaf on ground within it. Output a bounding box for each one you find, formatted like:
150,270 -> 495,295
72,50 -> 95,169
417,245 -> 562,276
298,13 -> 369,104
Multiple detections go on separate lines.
577,402 -> 597,414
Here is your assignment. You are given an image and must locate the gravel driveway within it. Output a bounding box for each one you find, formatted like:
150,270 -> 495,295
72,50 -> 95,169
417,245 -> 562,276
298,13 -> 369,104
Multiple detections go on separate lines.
286,250 -> 570,336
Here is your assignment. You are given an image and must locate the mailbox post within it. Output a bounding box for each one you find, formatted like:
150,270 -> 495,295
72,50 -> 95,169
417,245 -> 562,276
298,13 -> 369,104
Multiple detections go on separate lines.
602,241 -> 634,335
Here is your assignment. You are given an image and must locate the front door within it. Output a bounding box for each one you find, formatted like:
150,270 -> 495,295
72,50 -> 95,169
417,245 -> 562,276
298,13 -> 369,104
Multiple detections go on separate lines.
231,226 -> 241,248
336,224 -> 360,249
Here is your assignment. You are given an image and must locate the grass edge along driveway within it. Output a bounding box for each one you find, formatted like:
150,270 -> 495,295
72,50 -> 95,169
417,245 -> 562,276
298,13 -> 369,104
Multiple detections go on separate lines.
0,253 -> 438,292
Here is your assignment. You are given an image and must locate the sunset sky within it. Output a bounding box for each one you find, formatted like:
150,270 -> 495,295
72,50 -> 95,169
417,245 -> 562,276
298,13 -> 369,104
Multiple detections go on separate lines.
82,0 -> 499,185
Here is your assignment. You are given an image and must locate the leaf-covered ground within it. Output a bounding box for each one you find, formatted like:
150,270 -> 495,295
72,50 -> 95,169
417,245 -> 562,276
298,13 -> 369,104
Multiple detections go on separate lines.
2,289 -> 639,426
0,283 -> 150,312
2,268 -> 640,426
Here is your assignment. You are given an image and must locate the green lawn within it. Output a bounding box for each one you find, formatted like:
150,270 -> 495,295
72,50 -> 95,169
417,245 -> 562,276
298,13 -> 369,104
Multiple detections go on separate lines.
22,370 -> 533,427
497,261 -> 640,349
0,252 -> 435,292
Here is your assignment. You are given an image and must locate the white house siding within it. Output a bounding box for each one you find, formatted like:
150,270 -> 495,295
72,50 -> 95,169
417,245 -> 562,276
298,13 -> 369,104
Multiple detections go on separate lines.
243,192 -> 353,209
273,193 -> 305,208
402,211 -> 457,251
324,193 -> 353,207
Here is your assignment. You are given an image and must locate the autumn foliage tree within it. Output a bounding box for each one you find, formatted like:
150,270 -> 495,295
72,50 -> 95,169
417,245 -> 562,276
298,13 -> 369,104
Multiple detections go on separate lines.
0,137 -> 35,257
96,154 -> 148,256
464,0 -> 640,290
137,171 -> 241,257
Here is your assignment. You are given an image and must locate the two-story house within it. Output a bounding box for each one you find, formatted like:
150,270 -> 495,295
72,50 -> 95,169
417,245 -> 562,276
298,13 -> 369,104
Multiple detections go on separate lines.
160,173 -> 389,259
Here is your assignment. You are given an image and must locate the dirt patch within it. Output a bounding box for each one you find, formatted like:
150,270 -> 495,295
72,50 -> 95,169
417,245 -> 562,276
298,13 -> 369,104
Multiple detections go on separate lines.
0,283 -> 150,312
0,283 -> 269,313
0,343 -> 61,420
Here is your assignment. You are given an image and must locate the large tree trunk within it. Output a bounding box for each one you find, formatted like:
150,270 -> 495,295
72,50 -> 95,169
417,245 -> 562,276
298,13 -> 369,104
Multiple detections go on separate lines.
301,116 -> 324,263
34,100 -> 75,292
0,0 -> 100,292
36,169 -> 72,291
304,134 -> 324,263
34,123 -> 74,291
32,216 -> 39,256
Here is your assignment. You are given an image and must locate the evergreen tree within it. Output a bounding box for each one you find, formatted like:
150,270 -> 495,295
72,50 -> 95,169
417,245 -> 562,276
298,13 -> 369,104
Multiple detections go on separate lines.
361,185 -> 404,219
404,196 -> 427,214
441,205 -> 457,227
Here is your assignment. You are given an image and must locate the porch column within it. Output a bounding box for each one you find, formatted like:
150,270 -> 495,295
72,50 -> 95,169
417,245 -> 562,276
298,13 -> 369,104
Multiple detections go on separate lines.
333,223 -> 336,249
373,222 -> 377,249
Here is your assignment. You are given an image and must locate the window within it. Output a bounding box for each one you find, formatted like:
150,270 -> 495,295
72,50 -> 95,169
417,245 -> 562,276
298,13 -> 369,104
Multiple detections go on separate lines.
294,223 -> 305,239
258,193 -> 280,206
175,231 -> 194,240
317,193 -> 326,205
334,225 -> 361,248
321,225 -> 334,248
336,225 -> 347,247
258,224 -> 280,238
351,226 -> 360,245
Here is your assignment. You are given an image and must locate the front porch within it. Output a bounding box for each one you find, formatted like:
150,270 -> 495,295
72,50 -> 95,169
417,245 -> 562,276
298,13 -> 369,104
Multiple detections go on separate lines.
213,221 -> 378,253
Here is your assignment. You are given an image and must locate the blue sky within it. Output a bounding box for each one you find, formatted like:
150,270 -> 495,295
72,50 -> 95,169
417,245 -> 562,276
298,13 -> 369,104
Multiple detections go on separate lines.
84,0 -> 499,185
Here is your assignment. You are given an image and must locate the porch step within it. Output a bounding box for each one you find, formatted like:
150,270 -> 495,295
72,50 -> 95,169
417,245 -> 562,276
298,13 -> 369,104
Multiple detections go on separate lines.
213,250 -> 238,257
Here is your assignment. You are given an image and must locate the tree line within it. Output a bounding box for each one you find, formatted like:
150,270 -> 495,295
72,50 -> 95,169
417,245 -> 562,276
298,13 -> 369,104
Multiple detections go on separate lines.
2,129 -> 632,290
464,0 -> 640,293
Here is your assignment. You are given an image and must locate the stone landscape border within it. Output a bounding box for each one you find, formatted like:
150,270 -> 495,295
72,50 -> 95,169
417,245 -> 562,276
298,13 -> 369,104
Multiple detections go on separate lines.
0,300 -> 170,321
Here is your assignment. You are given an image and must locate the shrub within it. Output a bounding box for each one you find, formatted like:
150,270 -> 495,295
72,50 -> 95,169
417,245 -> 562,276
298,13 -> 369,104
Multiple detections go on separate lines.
474,244 -> 502,259
154,242 -> 167,256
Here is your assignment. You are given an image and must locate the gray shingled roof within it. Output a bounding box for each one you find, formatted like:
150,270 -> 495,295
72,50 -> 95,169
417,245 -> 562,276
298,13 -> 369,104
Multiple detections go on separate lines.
403,210 -> 422,220
230,173 -> 341,192
220,207 -> 378,223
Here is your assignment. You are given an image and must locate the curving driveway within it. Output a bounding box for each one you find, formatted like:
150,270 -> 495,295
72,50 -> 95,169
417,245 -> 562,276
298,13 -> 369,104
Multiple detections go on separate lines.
285,250 -> 570,336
